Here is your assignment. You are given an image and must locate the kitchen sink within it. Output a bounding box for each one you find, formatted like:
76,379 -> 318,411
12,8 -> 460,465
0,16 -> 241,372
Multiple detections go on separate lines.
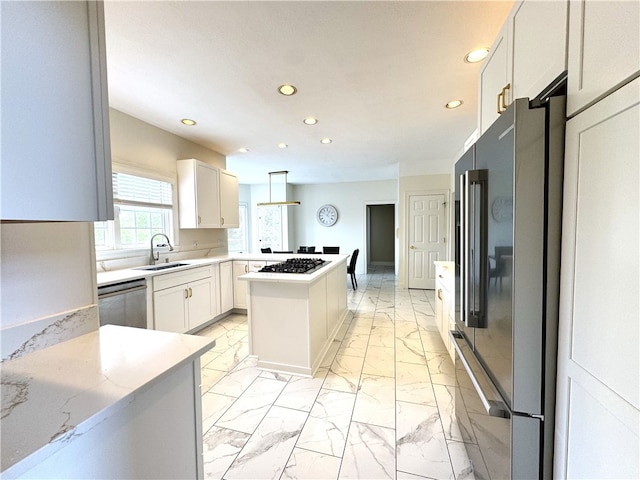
135,263 -> 190,271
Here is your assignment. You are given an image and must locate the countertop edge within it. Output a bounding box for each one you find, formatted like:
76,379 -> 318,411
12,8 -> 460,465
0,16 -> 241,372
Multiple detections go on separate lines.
0,326 -> 215,477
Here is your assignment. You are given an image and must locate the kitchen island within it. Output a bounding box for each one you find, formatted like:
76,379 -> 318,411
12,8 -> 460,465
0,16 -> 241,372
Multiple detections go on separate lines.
1,325 -> 214,479
239,255 -> 349,376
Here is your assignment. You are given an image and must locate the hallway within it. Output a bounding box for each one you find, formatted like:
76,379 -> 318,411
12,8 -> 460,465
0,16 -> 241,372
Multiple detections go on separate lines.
197,265 -> 472,479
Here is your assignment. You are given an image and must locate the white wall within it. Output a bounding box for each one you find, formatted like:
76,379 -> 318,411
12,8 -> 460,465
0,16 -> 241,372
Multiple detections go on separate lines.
103,109 -> 230,267
288,180 -> 398,274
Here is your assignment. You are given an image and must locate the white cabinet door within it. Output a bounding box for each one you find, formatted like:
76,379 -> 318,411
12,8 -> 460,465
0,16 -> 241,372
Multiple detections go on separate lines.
233,261 -> 249,308
479,21 -> 511,134
567,0 -> 640,116
555,78 -> 639,478
186,277 -> 215,330
511,0 -> 567,101
1,1 -> 112,221
177,159 -> 221,228
154,285 -> 188,333
219,261 -> 234,313
220,170 -> 240,228
479,0 -> 568,135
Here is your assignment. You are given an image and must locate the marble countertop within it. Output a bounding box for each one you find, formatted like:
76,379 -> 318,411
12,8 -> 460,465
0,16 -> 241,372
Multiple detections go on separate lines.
239,255 -> 348,284
97,253 -> 348,287
0,325 -> 215,477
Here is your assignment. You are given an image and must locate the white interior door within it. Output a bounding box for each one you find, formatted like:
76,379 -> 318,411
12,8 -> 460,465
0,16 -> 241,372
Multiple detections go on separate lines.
408,194 -> 446,289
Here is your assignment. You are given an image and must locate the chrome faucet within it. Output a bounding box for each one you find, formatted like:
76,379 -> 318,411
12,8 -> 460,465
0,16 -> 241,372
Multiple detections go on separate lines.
150,233 -> 174,264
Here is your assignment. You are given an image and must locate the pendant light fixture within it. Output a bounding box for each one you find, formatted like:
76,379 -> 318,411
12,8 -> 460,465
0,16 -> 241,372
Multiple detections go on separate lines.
257,171 -> 301,206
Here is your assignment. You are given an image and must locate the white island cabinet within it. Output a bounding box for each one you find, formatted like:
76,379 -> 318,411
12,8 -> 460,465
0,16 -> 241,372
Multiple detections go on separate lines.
0,325 -> 215,479
240,256 -> 349,377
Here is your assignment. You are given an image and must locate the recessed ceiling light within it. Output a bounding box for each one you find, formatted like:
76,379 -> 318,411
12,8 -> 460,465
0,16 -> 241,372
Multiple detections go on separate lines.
303,117 -> 318,125
464,48 -> 490,63
278,84 -> 297,96
180,118 -> 197,126
320,138 -> 332,144
278,143 -> 288,149
238,147 -> 249,153
445,100 -> 464,109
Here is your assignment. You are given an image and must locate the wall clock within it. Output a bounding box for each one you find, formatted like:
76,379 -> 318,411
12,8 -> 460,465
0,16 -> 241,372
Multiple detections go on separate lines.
316,204 -> 338,227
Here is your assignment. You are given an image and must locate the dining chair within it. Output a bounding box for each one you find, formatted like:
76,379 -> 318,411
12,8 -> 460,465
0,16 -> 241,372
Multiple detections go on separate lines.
347,248 -> 359,289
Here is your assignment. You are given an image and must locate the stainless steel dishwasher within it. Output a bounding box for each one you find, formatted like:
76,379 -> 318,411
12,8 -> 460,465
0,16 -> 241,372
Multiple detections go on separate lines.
98,278 -> 147,329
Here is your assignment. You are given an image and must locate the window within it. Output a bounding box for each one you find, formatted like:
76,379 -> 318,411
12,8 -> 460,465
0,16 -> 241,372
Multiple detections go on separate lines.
95,172 -> 174,251
227,203 -> 248,253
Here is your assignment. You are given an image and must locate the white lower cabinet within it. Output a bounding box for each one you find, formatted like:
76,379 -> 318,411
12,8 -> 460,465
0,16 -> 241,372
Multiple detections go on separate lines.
219,261 -> 234,314
233,260 -> 265,309
435,261 -> 455,362
152,266 -> 216,333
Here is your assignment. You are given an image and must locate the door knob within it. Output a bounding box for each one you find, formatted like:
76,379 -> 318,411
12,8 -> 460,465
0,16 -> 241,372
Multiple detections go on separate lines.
410,245 -> 416,249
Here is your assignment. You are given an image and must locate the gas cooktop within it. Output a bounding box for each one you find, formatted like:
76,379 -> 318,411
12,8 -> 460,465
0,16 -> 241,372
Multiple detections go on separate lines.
259,258 -> 328,274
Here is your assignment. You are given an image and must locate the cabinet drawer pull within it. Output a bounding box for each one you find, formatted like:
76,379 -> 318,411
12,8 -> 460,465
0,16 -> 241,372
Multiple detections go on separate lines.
184,288 -> 189,299
197,215 -> 201,225
189,287 -> 193,298
437,288 -> 443,300
497,90 -> 503,115
221,217 -> 225,226
245,265 -> 248,273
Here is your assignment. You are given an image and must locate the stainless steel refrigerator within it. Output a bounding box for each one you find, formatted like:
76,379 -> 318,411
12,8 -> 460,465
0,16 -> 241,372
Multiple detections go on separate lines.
451,93 -> 565,479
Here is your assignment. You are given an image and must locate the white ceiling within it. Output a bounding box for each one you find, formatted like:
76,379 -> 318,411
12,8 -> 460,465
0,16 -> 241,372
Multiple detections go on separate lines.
104,1 -> 513,184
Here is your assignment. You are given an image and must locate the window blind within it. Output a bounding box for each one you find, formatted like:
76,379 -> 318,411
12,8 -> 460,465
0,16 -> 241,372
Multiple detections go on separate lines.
112,172 -> 172,209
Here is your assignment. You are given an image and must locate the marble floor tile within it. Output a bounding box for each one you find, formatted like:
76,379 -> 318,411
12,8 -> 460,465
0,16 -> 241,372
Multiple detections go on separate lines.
369,326 -> 395,348
396,401 -> 453,480
362,344 -> 395,378
202,391 -> 236,434
224,406 -> 308,480
216,377 -> 288,434
337,331 -> 370,357
201,366 -> 227,394
433,384 -> 464,442
282,448 -> 342,479
206,340 -> 249,372
426,351 -> 456,386
339,421 -> 396,479
196,266 -> 472,480
395,361 -> 436,406
209,357 -> 261,397
419,329 -> 449,353
395,334 -> 428,365
296,389 -> 357,457
352,374 -> 396,428
275,368 -> 328,412
202,426 -> 251,479
372,311 -> 395,329
323,353 -> 365,393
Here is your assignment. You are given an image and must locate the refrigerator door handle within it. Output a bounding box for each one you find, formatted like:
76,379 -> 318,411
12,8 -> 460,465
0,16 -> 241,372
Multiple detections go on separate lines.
463,169 -> 488,328
451,331 -> 509,418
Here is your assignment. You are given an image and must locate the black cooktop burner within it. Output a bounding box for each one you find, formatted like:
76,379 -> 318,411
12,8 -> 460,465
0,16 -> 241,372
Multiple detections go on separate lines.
259,257 -> 328,274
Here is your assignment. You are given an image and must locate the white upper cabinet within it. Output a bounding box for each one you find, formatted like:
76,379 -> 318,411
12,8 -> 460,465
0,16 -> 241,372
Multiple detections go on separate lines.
479,0 -> 568,134
177,159 -> 239,229
178,159 -> 220,228
479,21 -> 511,135
1,1 -> 113,221
567,0 -> 640,116
219,170 -> 240,228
